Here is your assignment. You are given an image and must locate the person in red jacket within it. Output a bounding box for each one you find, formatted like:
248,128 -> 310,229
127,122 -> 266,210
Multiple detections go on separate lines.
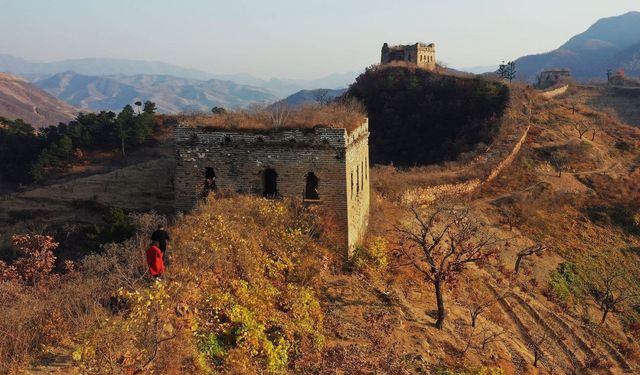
146,241 -> 165,278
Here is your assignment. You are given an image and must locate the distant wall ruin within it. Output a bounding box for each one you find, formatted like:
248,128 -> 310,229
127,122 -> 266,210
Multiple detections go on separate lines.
381,42 -> 436,70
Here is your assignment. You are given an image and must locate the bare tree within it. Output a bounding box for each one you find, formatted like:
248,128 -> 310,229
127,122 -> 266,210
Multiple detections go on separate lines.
571,121 -> 593,140
515,243 -> 547,274
590,114 -> 609,142
457,276 -> 502,328
314,89 -> 331,105
468,295 -> 498,328
497,201 -> 523,231
461,324 -> 504,357
549,150 -> 569,177
268,103 -> 291,129
528,330 -> 549,368
564,99 -> 578,115
395,206 -> 502,329
588,267 -> 637,324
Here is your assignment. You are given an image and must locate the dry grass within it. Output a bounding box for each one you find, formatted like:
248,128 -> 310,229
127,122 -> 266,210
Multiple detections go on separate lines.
179,100 -> 367,134
4,82 -> 640,374
0,197 -> 341,374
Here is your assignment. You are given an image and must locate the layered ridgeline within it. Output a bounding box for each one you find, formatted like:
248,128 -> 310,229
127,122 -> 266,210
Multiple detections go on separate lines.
516,11 -> 640,82
347,65 -> 509,166
0,73 -> 77,128
35,71 -> 278,113
0,54 -> 358,99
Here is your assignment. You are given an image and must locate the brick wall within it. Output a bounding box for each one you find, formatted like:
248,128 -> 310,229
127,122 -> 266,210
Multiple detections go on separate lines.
402,122 -> 531,207
174,121 -> 370,256
345,125 -> 370,256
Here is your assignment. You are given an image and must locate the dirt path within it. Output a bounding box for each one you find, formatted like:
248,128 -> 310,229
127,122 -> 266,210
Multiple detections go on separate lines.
29,348 -> 76,375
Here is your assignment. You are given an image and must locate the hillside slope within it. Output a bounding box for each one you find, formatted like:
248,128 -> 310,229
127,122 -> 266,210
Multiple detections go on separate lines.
35,71 -> 279,113
2,82 -> 639,374
516,11 -> 640,81
347,65 -> 509,166
0,73 -> 77,128
268,88 -> 346,108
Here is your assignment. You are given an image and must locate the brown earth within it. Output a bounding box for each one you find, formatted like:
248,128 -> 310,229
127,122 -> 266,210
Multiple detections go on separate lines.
6,84 -> 640,374
0,72 -> 77,128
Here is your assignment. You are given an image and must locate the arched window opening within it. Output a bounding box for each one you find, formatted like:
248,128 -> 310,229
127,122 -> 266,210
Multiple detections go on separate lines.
361,161 -> 364,188
263,168 -> 278,198
304,172 -> 320,200
356,165 -> 360,194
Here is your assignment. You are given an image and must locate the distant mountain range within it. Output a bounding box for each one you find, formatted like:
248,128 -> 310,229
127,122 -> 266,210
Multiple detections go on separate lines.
211,71 -> 359,98
0,54 -> 357,99
516,11 -> 640,82
34,71 -> 278,113
0,73 -> 77,128
0,54 -> 217,81
269,88 -> 347,109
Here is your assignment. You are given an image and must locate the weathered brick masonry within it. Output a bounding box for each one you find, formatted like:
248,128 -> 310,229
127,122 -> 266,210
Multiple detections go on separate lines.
174,120 -> 370,256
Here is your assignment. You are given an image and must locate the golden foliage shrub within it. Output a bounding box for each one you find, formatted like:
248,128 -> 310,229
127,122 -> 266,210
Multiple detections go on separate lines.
73,197 -> 327,374
352,236 -> 388,273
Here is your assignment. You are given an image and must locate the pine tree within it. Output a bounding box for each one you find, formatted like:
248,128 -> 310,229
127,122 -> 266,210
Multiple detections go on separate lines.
497,61 -> 516,83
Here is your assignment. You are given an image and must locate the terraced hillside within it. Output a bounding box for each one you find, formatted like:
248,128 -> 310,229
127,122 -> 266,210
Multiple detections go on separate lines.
2,81 -> 639,374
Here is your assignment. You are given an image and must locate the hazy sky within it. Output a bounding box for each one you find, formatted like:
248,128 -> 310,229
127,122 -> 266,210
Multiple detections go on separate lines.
0,0 -> 638,79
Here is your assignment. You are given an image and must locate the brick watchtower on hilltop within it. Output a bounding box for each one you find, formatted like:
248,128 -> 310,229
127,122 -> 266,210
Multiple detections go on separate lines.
174,116 -> 370,256
381,42 -> 436,70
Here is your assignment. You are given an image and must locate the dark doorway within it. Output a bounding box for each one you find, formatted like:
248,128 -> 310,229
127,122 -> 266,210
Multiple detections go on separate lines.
304,172 -> 319,200
205,167 -> 216,179
263,168 -> 278,197
203,167 -> 217,198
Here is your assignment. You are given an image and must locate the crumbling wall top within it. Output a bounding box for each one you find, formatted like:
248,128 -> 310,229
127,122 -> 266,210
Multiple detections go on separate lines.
175,118 -> 368,149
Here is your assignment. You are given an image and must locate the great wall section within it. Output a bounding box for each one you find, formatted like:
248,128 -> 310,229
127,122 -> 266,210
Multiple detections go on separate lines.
540,84 -> 569,99
402,120 -> 531,207
401,84 -> 572,208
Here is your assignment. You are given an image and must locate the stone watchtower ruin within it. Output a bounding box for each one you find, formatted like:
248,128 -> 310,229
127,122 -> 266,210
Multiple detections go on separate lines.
381,42 -> 436,70
174,114 -> 370,256
537,69 -> 571,89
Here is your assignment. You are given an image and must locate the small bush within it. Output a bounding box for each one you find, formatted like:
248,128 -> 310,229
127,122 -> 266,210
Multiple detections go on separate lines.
614,140 -> 632,151
86,207 -> 135,246
351,236 -> 388,272
0,234 -> 58,286
548,262 -> 584,306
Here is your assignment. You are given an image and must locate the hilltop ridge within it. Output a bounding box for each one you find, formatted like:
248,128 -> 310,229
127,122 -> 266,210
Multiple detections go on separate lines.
0,72 -> 77,128
516,11 -> 640,81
